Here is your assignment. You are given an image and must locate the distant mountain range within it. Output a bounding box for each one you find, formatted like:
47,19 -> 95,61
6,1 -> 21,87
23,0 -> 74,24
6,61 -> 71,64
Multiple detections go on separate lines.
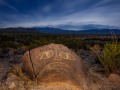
0,27 -> 120,34
0,27 -> 37,33
55,24 -> 119,30
35,27 -> 120,34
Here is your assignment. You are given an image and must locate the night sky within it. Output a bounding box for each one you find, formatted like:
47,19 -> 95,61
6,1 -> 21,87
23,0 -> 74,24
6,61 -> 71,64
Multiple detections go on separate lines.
0,0 -> 120,29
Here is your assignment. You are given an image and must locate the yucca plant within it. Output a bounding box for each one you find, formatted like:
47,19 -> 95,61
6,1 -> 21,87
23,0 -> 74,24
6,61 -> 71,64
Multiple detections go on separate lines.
102,42 -> 120,74
91,32 -> 120,75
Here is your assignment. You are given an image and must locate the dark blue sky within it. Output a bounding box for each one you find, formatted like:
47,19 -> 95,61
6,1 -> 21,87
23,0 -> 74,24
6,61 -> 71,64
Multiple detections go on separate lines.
0,0 -> 120,29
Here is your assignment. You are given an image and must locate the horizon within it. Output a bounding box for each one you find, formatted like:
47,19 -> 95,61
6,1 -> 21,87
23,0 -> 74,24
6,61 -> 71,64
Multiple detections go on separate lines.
0,0 -> 120,30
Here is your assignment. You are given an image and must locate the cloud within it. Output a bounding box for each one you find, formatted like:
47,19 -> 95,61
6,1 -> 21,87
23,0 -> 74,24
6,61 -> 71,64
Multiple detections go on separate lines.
0,0 -> 120,29
0,0 -> 18,12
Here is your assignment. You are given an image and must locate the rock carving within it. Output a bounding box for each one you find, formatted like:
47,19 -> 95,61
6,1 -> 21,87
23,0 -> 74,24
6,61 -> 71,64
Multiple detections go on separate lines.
21,43 -> 93,90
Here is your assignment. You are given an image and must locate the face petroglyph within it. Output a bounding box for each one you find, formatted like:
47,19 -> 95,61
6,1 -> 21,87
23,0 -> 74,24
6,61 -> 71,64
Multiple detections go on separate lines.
40,50 -> 76,61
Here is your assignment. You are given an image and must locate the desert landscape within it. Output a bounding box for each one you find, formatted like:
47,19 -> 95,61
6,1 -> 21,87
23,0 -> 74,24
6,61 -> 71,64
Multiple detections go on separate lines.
0,30 -> 120,90
0,0 -> 120,90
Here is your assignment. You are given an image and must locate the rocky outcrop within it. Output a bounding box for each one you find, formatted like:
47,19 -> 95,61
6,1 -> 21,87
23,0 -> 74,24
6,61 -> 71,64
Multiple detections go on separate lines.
21,43 -> 93,90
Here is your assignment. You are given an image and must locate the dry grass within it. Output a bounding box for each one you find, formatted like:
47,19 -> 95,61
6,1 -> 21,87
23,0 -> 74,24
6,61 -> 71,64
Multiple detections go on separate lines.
7,65 -> 30,81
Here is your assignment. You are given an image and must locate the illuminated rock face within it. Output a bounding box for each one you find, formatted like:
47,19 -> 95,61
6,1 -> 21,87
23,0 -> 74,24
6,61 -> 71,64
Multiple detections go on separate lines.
21,43 -> 91,90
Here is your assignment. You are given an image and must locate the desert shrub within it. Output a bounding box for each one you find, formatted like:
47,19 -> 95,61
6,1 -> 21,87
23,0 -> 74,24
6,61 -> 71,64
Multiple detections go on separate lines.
55,38 -> 87,50
23,36 -> 87,50
103,43 -> 120,74
91,42 -> 120,75
0,35 -> 15,42
19,46 -> 28,52
8,65 -> 24,77
0,41 -> 17,49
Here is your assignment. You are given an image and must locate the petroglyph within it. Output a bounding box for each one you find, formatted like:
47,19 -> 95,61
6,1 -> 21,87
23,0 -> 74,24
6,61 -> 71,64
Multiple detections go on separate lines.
39,62 -> 74,75
22,43 -> 92,90
59,51 -> 76,60
39,50 -> 76,61
40,50 -> 54,59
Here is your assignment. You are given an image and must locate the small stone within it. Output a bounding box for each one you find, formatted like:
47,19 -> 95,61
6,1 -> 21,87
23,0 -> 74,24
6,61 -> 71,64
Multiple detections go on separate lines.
6,73 -> 18,82
8,82 -> 16,89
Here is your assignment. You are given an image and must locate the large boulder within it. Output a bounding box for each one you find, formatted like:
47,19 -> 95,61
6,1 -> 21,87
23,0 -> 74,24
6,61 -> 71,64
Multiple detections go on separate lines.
21,43 -> 93,90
